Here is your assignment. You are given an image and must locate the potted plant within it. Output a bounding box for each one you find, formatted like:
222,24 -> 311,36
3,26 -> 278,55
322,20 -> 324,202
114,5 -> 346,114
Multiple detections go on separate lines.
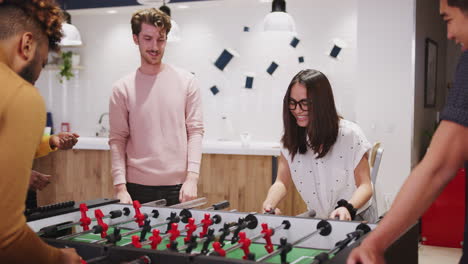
58,51 -> 74,83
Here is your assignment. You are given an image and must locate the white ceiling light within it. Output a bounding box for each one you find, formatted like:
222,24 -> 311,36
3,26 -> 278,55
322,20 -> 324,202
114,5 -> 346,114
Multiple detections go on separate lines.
263,0 -> 296,34
60,11 -> 82,46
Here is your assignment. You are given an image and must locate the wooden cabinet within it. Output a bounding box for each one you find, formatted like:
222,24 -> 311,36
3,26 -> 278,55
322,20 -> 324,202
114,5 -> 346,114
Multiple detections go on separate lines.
33,151 -> 306,216
33,150 -> 113,205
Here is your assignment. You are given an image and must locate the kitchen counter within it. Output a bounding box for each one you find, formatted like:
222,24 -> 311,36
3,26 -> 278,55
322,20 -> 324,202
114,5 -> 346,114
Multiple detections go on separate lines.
74,137 -> 281,156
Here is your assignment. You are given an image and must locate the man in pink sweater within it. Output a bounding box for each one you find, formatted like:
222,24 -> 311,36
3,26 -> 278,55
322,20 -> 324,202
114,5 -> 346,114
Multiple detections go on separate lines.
109,8 -> 204,205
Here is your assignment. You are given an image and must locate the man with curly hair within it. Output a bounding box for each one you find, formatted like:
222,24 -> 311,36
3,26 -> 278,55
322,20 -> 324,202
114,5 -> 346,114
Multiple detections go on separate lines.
0,0 -> 81,263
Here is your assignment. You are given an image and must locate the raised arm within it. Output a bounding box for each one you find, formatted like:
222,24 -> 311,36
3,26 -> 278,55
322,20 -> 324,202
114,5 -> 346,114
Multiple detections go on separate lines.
347,120 -> 468,264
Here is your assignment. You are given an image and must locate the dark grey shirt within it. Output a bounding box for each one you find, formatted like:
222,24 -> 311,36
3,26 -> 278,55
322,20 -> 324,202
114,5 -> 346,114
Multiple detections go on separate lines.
443,51 -> 468,264
441,51 -> 468,127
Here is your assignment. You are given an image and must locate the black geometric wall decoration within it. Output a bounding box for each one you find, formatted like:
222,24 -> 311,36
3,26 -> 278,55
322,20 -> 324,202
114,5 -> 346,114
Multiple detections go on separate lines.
329,44 -> 342,58
214,49 -> 234,71
266,62 -> 279,75
245,76 -> 254,89
298,56 -> 304,63
290,37 -> 300,48
210,86 -> 220,95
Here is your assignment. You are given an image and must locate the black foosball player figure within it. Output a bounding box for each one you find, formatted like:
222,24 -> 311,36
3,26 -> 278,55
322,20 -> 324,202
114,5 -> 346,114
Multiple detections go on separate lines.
185,235 -> 198,254
278,237 -> 292,264
219,222 -> 232,247
201,228 -> 215,255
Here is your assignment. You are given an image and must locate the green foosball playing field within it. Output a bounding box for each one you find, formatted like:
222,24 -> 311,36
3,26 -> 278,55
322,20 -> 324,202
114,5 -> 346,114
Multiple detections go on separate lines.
70,227 -> 330,264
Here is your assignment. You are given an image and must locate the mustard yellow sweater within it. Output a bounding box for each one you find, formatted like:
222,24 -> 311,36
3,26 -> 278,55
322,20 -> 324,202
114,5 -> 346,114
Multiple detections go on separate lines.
0,56 -> 61,262
36,135 -> 56,159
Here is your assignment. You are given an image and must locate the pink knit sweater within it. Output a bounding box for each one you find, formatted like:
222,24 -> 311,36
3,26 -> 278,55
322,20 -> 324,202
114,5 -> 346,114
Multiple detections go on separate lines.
109,64 -> 204,186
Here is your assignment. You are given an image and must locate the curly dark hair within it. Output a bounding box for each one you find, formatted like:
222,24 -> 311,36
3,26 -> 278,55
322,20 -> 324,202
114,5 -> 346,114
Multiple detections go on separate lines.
0,0 -> 63,52
131,8 -> 171,37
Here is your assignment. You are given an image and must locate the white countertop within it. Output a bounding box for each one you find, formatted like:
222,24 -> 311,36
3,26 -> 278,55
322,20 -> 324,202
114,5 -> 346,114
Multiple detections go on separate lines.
74,137 -> 281,156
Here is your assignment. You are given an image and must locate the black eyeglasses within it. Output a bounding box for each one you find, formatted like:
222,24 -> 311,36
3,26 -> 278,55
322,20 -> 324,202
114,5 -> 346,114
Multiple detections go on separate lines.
288,98 -> 312,111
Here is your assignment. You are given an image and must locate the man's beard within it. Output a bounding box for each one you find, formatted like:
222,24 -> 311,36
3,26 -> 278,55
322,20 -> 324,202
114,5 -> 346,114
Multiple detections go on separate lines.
18,60 -> 36,85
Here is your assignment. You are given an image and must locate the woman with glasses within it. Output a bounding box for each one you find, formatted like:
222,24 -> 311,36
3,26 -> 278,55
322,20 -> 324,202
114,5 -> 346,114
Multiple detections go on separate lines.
262,69 -> 376,221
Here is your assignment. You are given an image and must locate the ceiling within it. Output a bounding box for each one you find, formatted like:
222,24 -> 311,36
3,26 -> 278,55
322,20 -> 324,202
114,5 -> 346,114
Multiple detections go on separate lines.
58,0 -> 218,10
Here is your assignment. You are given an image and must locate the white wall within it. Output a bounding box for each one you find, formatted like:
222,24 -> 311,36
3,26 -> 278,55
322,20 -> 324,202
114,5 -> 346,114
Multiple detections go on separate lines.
36,0 -> 358,142
356,0 -> 416,213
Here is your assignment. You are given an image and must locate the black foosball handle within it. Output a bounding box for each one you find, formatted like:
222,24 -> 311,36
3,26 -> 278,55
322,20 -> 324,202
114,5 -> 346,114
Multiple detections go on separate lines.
311,252 -> 330,264
212,200 -> 230,210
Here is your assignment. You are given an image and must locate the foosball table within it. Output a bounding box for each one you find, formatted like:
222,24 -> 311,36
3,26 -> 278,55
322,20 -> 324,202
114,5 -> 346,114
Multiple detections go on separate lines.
27,198 -> 418,264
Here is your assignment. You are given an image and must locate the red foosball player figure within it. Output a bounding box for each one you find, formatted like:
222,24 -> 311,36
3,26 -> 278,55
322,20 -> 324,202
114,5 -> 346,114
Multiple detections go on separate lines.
94,209 -> 108,238
79,204 -> 91,231
166,223 -> 180,248
261,223 -> 274,253
238,232 -> 251,260
212,242 -> 226,257
133,200 -> 145,227
184,218 -> 197,243
131,235 -> 142,248
199,213 -> 212,238
149,229 -> 162,250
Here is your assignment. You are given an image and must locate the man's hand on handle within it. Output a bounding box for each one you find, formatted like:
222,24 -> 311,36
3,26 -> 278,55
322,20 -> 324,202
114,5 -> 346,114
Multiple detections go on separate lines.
114,184 -> 132,204
179,171 -> 198,203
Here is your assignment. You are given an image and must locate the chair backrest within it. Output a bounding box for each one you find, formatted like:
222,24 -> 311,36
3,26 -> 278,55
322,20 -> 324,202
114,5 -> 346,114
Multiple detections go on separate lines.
370,142 -> 384,185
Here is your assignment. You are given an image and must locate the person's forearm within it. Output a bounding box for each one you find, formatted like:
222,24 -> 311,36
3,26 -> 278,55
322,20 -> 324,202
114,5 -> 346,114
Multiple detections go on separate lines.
185,171 -> 199,182
363,162 -> 454,251
349,182 -> 372,209
187,132 -> 203,174
363,121 -> 466,252
264,182 -> 288,208
109,141 -> 127,186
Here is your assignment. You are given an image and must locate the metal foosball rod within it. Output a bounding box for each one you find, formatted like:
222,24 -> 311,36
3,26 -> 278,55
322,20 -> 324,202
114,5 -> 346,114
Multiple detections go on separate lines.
57,200 -> 149,240
256,220 -> 332,263
169,197 -> 207,209
96,209 -> 192,244
177,213 -> 259,254
295,209 -> 317,218
131,200 -> 230,248
141,199 -> 167,207
211,220 -> 291,256
202,200 -> 230,210
36,203 -> 131,237
309,223 -> 371,264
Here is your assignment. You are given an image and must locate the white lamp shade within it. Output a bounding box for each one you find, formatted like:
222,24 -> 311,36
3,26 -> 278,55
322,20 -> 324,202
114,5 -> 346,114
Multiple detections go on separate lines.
167,19 -> 181,42
60,23 -> 82,46
263,11 -> 296,33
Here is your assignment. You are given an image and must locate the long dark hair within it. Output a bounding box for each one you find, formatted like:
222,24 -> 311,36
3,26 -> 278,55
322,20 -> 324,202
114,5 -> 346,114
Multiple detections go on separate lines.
281,69 -> 340,160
